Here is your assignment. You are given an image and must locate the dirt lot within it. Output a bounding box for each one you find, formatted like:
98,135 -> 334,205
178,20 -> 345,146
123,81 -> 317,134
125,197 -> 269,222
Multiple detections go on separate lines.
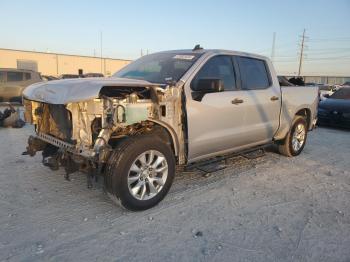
0,125 -> 349,262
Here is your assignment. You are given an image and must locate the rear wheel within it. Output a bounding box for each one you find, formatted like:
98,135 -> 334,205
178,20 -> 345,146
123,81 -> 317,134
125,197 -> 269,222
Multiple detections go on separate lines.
105,135 -> 175,211
277,116 -> 308,157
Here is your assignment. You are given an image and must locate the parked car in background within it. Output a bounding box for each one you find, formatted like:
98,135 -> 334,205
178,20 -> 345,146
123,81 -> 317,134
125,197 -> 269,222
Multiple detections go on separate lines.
59,74 -> 80,79
318,87 -> 350,128
0,68 -> 42,103
319,85 -> 337,101
83,73 -> 104,78
42,75 -> 59,81
304,82 -> 336,101
23,48 -> 318,210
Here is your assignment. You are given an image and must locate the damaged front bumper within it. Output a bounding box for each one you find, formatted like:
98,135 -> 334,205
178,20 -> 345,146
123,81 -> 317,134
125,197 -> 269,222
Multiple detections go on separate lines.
25,132 -> 96,158
24,133 -> 104,185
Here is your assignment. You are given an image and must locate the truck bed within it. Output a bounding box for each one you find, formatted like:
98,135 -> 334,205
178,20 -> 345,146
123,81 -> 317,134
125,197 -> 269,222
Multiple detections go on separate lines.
274,85 -> 319,140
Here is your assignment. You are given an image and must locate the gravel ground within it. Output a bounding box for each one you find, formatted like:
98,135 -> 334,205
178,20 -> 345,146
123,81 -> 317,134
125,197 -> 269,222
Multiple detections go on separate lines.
0,125 -> 349,262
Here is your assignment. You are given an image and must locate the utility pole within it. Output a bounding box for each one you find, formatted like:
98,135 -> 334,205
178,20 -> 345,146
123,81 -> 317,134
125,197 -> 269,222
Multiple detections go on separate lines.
271,32 -> 276,63
140,49 -> 144,57
100,31 -> 103,74
298,29 -> 306,76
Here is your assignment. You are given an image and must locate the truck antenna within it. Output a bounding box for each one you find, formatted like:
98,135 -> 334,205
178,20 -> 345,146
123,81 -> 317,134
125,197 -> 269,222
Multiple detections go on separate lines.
193,44 -> 203,51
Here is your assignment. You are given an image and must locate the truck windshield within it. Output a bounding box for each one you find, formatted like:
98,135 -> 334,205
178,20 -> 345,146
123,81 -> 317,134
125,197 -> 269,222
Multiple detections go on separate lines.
113,52 -> 202,84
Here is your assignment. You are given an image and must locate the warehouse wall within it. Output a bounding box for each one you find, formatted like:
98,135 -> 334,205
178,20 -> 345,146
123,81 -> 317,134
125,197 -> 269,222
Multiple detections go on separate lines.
303,76 -> 350,85
0,48 -> 131,77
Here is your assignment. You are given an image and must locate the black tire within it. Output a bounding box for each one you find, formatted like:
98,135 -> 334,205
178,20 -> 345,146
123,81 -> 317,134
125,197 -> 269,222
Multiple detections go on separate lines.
277,116 -> 308,157
105,135 -> 175,211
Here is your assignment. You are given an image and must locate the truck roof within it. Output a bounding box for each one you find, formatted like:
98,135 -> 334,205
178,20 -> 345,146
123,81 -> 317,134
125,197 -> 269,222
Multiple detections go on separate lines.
158,49 -> 268,61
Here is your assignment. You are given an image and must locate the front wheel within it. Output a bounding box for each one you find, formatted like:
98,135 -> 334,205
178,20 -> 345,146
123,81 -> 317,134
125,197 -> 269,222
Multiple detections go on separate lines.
277,116 -> 308,157
105,135 -> 175,211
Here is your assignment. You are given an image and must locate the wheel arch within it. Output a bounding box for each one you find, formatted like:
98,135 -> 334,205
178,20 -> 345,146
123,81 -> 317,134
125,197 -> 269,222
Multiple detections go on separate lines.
147,119 -> 180,157
295,108 -> 312,129
274,106 -> 312,141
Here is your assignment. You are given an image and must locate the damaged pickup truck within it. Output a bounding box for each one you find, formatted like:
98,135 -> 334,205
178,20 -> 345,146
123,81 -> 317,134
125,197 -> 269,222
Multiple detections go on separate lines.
23,48 -> 319,210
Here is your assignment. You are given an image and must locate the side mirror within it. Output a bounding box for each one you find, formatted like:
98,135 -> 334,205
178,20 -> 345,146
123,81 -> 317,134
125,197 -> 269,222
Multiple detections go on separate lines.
191,78 -> 224,93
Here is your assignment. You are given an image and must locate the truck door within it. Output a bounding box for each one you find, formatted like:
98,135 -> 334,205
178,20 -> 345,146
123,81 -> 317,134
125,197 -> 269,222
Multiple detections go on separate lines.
185,55 -> 248,162
234,56 -> 281,145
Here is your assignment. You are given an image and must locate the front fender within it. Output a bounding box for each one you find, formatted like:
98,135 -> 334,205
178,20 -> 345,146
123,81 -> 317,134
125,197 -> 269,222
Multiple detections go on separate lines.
148,119 -> 180,157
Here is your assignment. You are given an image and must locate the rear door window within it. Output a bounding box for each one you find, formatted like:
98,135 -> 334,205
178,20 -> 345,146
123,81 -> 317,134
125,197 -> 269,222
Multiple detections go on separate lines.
7,71 -> 24,82
237,57 -> 271,90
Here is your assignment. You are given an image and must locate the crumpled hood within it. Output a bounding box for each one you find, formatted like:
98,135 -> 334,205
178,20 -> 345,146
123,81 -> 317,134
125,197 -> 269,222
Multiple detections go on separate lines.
319,98 -> 350,113
23,77 -> 159,104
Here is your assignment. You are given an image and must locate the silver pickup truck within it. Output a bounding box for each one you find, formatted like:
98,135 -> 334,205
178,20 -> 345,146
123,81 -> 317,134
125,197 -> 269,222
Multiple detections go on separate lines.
23,48 -> 318,210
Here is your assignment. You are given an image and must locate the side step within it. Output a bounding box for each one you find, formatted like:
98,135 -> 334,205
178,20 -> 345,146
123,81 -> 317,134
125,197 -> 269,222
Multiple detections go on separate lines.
183,144 -> 271,174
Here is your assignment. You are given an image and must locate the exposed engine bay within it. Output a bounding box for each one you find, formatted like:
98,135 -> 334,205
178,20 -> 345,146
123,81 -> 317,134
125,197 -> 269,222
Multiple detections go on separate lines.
23,84 -> 186,183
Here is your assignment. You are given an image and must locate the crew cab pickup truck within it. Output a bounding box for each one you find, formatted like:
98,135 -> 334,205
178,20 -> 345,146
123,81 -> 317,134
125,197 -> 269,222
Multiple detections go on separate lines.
23,48 -> 318,210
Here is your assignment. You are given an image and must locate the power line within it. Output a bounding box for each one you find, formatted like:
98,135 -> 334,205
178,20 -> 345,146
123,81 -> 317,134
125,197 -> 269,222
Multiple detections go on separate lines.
306,47 -> 350,51
304,56 -> 350,61
306,49 -> 350,55
308,37 -> 350,42
274,56 -> 350,62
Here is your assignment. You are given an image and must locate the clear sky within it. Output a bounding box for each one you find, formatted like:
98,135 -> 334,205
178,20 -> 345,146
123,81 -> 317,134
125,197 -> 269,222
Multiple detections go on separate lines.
1,0 -> 350,76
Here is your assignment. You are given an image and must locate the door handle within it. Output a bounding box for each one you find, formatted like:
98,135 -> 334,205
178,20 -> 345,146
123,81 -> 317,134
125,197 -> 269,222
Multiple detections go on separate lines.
231,98 -> 244,105
270,96 -> 279,101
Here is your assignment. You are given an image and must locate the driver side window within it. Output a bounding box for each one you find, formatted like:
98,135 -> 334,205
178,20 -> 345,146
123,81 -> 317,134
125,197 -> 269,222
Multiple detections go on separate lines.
192,55 -> 236,91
